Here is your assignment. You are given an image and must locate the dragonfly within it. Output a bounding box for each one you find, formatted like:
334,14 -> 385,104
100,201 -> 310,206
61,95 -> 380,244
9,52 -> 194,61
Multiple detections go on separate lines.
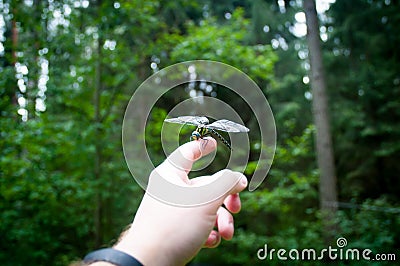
164,116 -> 249,150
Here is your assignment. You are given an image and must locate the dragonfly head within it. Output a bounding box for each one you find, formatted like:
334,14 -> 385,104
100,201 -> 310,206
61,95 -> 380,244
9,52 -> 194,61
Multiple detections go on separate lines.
190,131 -> 202,141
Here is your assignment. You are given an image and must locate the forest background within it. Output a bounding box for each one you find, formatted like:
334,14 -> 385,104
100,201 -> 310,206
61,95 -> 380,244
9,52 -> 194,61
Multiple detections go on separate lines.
1,0 -> 399,265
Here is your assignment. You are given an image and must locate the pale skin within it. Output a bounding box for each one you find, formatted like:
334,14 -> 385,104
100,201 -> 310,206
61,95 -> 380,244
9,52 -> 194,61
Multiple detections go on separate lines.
88,137 -> 247,266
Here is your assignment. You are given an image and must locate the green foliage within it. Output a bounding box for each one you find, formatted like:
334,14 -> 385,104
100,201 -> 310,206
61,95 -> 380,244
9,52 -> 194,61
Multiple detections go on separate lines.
145,107 -> 169,166
338,198 -> 400,253
325,0 -> 400,201
161,9 -> 277,83
1,0 -> 399,265
0,0 -> 152,264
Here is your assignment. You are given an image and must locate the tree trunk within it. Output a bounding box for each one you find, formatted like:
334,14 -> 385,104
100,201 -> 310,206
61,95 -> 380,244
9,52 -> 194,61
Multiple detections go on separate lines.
94,21 -> 103,248
11,10 -> 18,108
303,0 -> 338,239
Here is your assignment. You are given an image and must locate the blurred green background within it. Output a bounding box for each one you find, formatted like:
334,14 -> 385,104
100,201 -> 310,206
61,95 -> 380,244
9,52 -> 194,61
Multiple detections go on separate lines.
1,0 -> 399,265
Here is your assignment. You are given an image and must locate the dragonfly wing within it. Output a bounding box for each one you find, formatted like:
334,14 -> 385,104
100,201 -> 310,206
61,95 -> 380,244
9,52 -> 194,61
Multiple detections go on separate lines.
164,116 -> 209,126
207,119 -> 250,132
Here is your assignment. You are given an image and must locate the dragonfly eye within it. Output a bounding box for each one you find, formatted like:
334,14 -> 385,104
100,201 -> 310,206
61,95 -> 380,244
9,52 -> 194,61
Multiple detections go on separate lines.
190,131 -> 201,141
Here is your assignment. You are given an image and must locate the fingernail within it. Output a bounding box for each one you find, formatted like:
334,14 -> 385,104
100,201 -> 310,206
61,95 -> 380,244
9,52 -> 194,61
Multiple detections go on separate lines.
211,235 -> 218,245
241,177 -> 248,186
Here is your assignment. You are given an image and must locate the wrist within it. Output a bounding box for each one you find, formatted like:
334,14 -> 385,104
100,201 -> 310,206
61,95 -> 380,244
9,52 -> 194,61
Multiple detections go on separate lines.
113,231 -> 160,266
113,228 -> 184,266
113,233 -> 146,264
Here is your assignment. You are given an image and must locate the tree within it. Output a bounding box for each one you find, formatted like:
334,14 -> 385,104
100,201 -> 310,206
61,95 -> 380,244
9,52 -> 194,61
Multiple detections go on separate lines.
0,0 -> 163,264
2,1 -> 399,265
326,0 -> 400,202
303,0 -> 337,237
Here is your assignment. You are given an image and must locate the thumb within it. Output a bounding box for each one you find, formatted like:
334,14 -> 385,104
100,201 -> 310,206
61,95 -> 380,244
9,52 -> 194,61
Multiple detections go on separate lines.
190,169 -> 248,203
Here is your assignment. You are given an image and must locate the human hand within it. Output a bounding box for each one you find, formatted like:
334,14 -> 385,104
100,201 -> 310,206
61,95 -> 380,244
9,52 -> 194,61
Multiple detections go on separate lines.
113,137 -> 248,265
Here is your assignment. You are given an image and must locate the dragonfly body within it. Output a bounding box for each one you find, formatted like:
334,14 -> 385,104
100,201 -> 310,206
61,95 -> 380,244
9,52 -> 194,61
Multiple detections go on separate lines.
190,126 -> 209,141
165,116 -> 249,150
